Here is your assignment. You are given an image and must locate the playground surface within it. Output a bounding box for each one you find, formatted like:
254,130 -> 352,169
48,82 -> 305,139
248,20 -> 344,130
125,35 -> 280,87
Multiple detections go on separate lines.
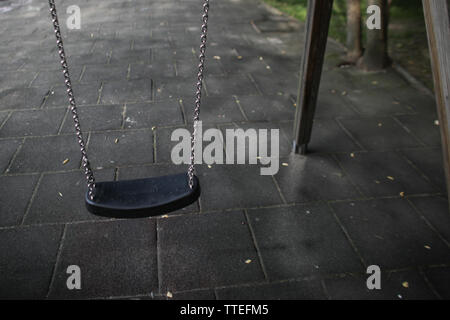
0,0 -> 449,299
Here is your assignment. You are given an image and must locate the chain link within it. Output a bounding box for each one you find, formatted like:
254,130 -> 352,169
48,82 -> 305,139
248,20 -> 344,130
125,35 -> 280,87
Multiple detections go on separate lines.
188,0 -> 210,189
48,0 -> 96,200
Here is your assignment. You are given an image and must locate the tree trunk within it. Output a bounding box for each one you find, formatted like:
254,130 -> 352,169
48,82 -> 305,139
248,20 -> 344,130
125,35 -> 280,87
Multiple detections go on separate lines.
358,0 -> 390,70
346,0 -> 362,62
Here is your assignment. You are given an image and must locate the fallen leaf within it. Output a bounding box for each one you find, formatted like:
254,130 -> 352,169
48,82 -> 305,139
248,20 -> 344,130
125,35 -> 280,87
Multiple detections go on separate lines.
62,158 -> 69,165
282,163 -> 289,167
402,281 -> 409,288
237,55 -> 243,60
58,192 -> 63,197
245,259 -> 252,264
266,65 -> 271,70
399,191 -> 405,197
114,138 -> 119,144
259,56 -> 263,60
434,120 -> 440,126
161,214 -> 169,218
378,123 -> 383,127
424,245 -> 431,250
341,91 -> 347,96
387,176 -> 395,181
350,153 -> 355,158
166,291 -> 173,298
213,55 -> 221,60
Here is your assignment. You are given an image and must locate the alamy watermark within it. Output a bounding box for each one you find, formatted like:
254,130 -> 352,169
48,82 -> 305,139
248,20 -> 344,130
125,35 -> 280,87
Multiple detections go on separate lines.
66,5 -> 81,30
171,121 -> 280,175
66,265 -> 81,290
366,265 -> 381,290
366,5 -> 382,30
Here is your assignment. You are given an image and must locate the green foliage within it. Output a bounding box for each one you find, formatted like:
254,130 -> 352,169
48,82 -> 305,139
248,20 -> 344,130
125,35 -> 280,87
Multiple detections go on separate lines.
263,0 -> 424,44
263,0 -> 432,89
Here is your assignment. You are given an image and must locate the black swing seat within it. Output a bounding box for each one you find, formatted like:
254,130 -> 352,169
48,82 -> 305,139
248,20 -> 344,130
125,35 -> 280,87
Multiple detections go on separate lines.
85,173 -> 200,219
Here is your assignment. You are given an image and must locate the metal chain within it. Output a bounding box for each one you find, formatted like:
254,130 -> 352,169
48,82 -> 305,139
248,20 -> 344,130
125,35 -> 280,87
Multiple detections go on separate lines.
48,0 -> 96,200
188,0 -> 210,189
48,0 -> 208,193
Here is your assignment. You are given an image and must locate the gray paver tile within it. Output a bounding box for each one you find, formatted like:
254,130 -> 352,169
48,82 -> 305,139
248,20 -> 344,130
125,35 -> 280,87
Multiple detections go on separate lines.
153,77 -> 200,101
124,101 -> 184,129
0,224 -> 63,299
109,49 -> 151,65
185,96 -> 246,124
395,114 -> 441,147
0,109 -> 66,138
129,63 -> 176,79
248,204 -> 364,279
335,151 -> 437,197
25,169 -> 114,224
308,118 -> 362,153
8,135 -> 82,173
197,164 -> 284,211
345,88 -> 415,116
216,280 -> 326,300
236,95 -> 295,122
401,148 -> 446,192
315,90 -> 359,118
0,70 -> 37,89
0,139 -> 21,173
423,266 -> 450,299
61,105 -> 124,133
0,174 -> 40,227
81,64 -> 128,83
0,111 -> 8,126
409,196 -> 450,244
338,117 -> 421,151
88,130 -> 154,169
250,73 -> 297,96
100,78 -> 153,104
331,199 -> 450,269
0,87 -> 48,111
346,69 -> 409,90
205,74 -> 259,96
274,154 -> 361,203
32,68 -> 82,87
158,210 -> 265,292
48,219 -> 158,299
391,87 -> 437,114
43,83 -> 102,107
325,270 -> 437,300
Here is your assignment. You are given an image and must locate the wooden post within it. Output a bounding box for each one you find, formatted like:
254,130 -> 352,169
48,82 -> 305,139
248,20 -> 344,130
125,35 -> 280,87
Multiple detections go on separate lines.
422,0 -> 450,204
292,0 -> 334,154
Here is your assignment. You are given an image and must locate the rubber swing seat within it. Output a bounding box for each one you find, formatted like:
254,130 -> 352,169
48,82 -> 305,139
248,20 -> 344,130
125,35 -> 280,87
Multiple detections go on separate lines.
85,173 -> 200,219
